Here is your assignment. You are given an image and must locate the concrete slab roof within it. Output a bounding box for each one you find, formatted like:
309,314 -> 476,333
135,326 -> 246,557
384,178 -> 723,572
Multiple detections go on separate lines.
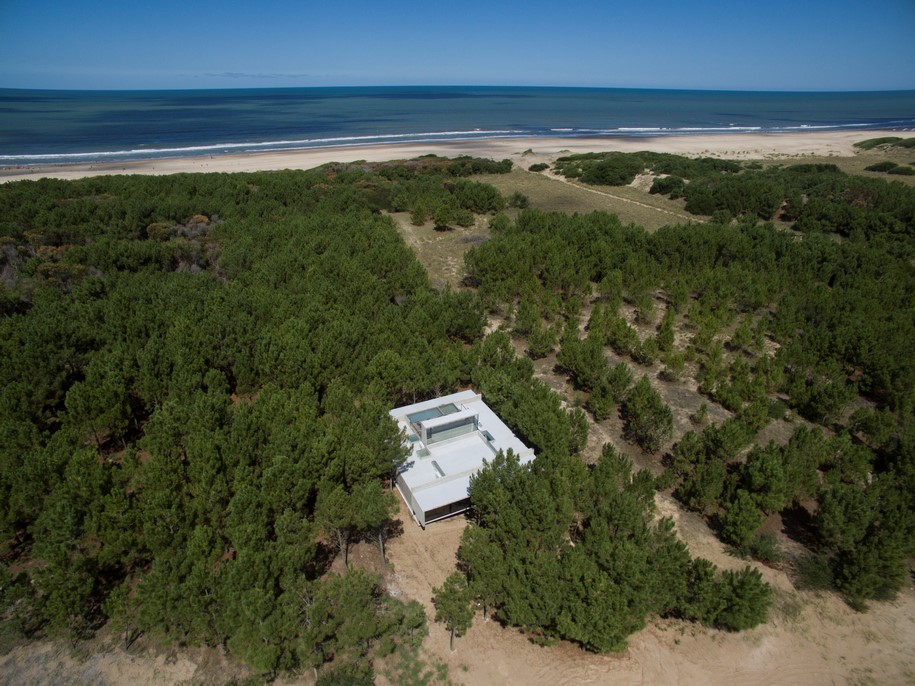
390,390 -> 535,519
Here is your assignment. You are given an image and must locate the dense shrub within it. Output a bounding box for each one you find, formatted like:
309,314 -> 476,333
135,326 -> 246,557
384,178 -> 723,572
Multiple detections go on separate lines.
0,162 -> 511,671
461,153 -> 915,610
580,155 -> 644,186
864,161 -> 898,172
650,175 -> 686,198
853,137 -> 902,150
459,447 -> 772,653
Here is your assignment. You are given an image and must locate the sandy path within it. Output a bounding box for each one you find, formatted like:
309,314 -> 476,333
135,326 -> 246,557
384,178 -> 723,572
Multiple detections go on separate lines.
3,130 -> 913,183
546,171 -> 698,223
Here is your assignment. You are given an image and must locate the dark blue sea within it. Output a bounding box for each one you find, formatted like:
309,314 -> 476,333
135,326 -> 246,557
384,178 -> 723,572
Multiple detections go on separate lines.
2,86 -> 914,166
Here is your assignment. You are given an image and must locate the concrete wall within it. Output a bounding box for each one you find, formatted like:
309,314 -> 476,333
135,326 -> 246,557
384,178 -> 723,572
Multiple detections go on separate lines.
395,474 -> 425,527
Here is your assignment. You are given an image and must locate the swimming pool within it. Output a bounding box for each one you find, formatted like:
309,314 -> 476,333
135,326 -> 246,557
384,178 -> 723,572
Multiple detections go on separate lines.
407,402 -> 459,424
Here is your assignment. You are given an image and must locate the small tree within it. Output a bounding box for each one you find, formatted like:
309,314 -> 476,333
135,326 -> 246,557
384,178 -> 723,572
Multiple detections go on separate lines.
432,572 -> 474,651
64,354 -> 131,450
458,526 -> 506,621
657,308 -> 675,353
410,205 -> 426,226
586,380 -> 616,420
606,362 -> 633,403
719,490 -> 765,547
741,446 -> 789,515
432,204 -> 453,229
102,581 -> 142,649
715,566 -> 772,631
508,191 -> 530,209
679,558 -> 725,624
660,352 -> 685,382
527,321 -> 557,359
621,376 -> 673,453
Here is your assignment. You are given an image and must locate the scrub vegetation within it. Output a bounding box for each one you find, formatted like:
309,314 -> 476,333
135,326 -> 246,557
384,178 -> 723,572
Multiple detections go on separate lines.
1,151 -> 913,678
466,154 -> 915,614
854,136 -> 915,151
0,158 -> 502,679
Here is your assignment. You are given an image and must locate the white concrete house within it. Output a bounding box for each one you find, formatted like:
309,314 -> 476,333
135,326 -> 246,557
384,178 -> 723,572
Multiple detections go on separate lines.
389,389 -> 535,527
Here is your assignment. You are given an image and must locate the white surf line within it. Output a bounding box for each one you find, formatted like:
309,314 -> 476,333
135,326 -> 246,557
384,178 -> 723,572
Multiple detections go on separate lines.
538,171 -> 701,223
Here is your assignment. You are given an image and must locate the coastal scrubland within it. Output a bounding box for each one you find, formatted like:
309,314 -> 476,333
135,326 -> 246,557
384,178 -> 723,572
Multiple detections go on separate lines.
1,143 -> 914,685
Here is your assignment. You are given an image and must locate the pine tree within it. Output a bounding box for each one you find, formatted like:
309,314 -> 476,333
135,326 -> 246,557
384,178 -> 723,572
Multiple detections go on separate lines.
715,566 -> 772,631
719,490 -> 765,547
351,482 -> 399,564
458,525 -> 506,621
432,572 -> 474,651
621,376 -> 673,453
315,484 -> 357,567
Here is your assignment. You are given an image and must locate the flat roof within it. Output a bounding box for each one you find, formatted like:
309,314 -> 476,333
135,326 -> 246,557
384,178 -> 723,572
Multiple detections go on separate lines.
390,390 -> 535,518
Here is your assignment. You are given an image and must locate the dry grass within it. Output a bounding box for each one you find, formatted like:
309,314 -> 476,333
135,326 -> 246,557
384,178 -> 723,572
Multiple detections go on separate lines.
761,150 -> 915,187
399,149 -> 911,263
477,167 -> 698,230
387,211 -> 490,290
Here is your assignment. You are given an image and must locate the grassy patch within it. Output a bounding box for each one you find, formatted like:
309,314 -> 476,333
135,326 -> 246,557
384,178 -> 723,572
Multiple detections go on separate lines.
388,211 -> 489,290
792,552 -> 836,592
772,589 -> 805,625
477,168 -> 698,231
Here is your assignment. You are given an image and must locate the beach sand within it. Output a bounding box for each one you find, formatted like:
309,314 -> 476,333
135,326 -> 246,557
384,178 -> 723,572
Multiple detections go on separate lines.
3,130 -> 912,183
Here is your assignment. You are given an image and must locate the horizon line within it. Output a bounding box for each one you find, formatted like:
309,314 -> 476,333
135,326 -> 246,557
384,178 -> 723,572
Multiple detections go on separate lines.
3,84 -> 915,95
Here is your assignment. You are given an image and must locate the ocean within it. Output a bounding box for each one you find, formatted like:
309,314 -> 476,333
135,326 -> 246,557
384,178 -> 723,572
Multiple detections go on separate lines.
1,86 -> 914,166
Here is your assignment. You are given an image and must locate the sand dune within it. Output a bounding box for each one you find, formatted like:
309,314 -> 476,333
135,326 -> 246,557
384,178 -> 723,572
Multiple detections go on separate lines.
2,130 -> 911,184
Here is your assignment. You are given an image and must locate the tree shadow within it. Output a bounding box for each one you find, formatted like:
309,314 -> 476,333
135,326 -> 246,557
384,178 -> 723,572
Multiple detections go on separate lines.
307,541 -> 339,580
780,503 -> 818,548
381,518 -> 405,544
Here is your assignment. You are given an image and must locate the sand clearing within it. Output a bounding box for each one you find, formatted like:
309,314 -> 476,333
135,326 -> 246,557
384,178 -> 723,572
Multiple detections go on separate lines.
383,497 -> 915,686
2,130 -> 912,183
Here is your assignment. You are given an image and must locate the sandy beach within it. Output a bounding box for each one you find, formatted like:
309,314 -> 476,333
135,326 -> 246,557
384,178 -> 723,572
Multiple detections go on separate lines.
3,130 -> 913,184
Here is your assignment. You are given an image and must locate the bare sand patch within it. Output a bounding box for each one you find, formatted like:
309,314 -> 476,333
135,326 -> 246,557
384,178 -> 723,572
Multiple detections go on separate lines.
382,496 -> 915,686
0,640 -> 199,686
4,131 -> 914,184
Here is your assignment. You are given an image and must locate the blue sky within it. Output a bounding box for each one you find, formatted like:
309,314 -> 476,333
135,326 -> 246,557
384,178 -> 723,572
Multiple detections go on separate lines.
1,0 -> 913,91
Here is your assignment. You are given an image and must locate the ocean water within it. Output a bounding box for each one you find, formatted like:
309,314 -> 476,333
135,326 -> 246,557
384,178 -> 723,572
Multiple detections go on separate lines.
1,86 -> 914,166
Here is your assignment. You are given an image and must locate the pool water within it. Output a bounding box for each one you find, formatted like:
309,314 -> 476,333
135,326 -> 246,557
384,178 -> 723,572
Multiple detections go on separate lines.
407,402 -> 459,424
